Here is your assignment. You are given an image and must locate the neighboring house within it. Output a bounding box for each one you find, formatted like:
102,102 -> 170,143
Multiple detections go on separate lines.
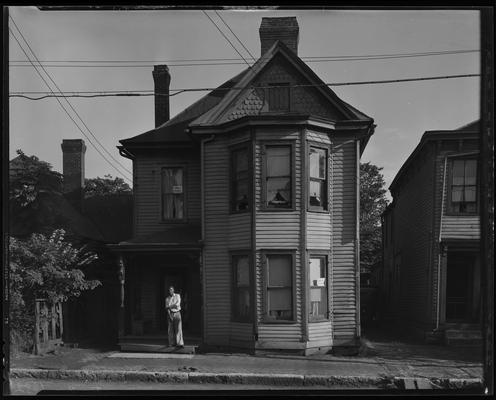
111,17 -> 375,355
9,140 -> 133,345
380,121 -> 481,344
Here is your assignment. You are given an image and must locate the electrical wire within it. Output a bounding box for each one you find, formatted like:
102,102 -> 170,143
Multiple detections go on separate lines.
8,49 -> 480,65
9,16 -> 133,181
9,22 -> 133,183
202,10 -> 252,68
214,10 -> 256,62
9,73 -> 481,100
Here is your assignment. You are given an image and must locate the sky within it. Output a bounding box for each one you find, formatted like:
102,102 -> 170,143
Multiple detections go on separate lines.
8,7 -> 481,198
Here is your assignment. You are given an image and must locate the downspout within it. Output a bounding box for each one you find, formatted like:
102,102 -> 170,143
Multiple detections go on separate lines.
355,139 -> 361,340
436,156 -> 448,330
200,133 -> 216,346
300,129 -> 308,344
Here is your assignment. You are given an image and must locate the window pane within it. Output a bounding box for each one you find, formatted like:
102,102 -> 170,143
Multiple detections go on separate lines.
309,180 -> 325,207
234,179 -> 249,211
267,177 -> 290,207
266,146 -> 290,177
309,288 -> 327,318
268,255 -> 292,286
310,258 -> 326,286
163,168 -> 183,194
235,149 -> 248,173
236,257 -> 250,286
236,288 -> 250,319
451,186 -> 463,202
163,194 -> 184,219
310,148 -> 326,179
268,288 -> 292,319
465,186 -> 476,202
465,160 -> 477,185
465,203 -> 477,213
452,160 -> 465,185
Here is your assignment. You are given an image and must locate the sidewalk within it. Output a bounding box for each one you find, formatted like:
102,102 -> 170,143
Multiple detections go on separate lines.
9,329 -> 484,391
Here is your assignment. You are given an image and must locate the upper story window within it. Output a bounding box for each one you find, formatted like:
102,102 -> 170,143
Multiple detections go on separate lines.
263,144 -> 293,209
268,83 -> 290,112
231,147 -> 249,212
162,167 -> 185,220
309,146 -> 328,210
231,254 -> 252,322
448,158 -> 477,214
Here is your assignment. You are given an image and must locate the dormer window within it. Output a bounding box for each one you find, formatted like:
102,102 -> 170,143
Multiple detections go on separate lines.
268,83 -> 290,112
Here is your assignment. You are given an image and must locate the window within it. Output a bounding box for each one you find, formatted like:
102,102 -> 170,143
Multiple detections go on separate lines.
264,144 -> 292,209
449,158 -> 477,213
309,256 -> 328,321
232,255 -> 251,321
268,83 -> 290,112
265,254 -> 294,321
162,167 -> 185,220
309,146 -> 328,210
231,147 -> 249,212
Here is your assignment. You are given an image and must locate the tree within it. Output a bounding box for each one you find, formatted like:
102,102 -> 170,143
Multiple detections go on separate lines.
84,174 -> 132,198
9,229 -> 101,351
360,162 -> 389,274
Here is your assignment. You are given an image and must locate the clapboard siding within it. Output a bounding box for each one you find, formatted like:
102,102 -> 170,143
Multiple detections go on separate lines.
228,213 -> 251,248
307,212 -> 331,249
230,322 -> 252,344
134,150 -> 201,236
308,321 -> 332,342
258,324 -> 301,342
203,136 -> 232,344
441,216 -> 480,239
331,137 -> 357,340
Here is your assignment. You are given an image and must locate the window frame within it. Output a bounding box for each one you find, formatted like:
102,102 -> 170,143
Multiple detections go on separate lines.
307,252 -> 331,322
261,141 -> 296,212
307,142 -> 330,212
160,165 -> 188,223
229,141 -> 252,214
267,82 -> 290,112
230,251 -> 253,323
446,156 -> 479,216
262,249 -> 297,324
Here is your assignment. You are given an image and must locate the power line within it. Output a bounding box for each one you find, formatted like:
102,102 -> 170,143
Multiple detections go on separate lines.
202,10 -> 252,68
214,10 -> 256,62
9,20 -> 133,183
9,73 -> 480,100
8,49 -> 480,64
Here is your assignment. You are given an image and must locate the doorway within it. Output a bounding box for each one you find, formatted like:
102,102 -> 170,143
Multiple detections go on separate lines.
445,251 -> 480,322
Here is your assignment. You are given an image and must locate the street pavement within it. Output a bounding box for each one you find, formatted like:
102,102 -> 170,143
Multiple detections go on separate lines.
7,328 -> 485,393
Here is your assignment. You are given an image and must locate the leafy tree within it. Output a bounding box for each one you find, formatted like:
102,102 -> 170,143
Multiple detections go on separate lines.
9,229 -> 101,351
360,162 -> 389,274
84,174 -> 132,198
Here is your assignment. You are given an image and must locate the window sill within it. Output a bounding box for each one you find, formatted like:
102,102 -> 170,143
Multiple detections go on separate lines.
260,207 -> 296,212
261,319 -> 297,324
309,318 -> 331,323
307,208 -> 329,214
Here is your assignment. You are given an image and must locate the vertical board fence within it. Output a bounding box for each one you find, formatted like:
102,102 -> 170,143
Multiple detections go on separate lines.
34,299 -> 63,355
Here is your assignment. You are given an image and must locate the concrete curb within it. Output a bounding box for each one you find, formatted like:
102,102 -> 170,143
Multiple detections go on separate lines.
10,368 -> 483,390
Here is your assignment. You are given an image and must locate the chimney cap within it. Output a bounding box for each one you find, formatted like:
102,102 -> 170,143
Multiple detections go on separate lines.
61,139 -> 86,153
153,64 -> 170,74
260,16 -> 298,29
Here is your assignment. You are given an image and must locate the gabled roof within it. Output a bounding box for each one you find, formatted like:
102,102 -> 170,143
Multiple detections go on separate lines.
189,40 -> 372,128
389,120 -> 480,194
120,40 -> 373,147
120,68 -> 250,146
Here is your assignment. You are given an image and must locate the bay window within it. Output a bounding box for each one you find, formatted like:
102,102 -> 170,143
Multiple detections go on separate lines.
231,146 -> 249,212
232,254 -> 251,322
265,253 -> 294,321
309,255 -> 328,321
263,144 -> 293,209
309,146 -> 328,210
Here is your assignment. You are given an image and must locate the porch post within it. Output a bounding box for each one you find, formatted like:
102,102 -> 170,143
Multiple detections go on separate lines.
439,243 -> 448,327
118,255 -> 126,337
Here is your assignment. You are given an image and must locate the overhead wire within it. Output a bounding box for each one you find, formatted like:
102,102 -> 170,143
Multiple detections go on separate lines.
9,16 -> 133,181
8,20 -> 133,183
9,73 -> 481,100
202,10 -> 252,68
214,10 -> 256,62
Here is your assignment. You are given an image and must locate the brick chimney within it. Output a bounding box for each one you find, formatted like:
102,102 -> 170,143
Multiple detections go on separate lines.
259,17 -> 299,56
152,65 -> 171,127
61,139 -> 86,212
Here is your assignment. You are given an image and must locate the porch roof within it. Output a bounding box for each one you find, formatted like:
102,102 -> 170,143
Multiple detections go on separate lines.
108,224 -> 202,252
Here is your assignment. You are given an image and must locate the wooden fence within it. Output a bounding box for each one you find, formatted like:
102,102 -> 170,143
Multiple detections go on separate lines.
34,299 -> 63,355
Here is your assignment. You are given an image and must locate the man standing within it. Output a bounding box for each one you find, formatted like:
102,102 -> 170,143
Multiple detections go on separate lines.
165,286 -> 184,348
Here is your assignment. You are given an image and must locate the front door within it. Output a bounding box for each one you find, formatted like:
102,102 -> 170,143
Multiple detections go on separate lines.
445,251 -> 480,322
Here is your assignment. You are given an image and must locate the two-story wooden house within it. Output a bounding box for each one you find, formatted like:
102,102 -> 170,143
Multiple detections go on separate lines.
111,17 -> 375,354
381,121 -> 481,345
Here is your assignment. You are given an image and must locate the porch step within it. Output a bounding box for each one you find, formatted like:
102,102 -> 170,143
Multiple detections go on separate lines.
119,342 -> 196,354
444,329 -> 482,347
